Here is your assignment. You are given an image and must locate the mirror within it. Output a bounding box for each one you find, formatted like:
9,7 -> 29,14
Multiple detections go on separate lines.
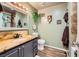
0,3 -> 28,28
14,12 -> 27,28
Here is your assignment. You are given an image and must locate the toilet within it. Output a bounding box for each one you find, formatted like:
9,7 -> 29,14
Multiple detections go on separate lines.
38,39 -> 45,51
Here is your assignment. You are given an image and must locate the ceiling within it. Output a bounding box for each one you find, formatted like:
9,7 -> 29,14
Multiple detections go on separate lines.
29,2 -> 66,10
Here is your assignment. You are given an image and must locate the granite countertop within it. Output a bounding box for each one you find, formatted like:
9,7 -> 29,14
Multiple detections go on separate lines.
0,35 -> 37,53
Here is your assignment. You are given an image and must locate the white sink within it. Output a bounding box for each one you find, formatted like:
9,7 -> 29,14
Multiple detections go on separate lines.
32,32 -> 38,37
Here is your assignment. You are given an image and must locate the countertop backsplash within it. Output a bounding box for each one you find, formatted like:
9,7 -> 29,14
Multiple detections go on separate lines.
0,31 -> 29,41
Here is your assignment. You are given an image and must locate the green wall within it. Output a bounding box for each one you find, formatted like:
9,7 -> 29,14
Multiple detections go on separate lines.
38,3 -> 67,49
28,3 -> 68,49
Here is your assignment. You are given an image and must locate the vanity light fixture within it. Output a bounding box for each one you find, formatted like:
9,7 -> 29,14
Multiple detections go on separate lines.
23,6 -> 25,9
18,3 -> 22,7
10,2 -> 28,12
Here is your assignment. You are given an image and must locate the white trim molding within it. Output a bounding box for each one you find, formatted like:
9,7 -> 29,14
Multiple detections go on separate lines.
45,44 -> 68,52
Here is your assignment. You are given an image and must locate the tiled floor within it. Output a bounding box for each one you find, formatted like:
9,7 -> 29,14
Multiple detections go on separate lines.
37,46 -> 67,57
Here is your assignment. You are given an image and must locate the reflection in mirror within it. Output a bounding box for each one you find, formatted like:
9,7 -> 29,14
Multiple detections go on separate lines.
0,3 -> 27,28
14,11 -> 27,28
0,4 -> 16,28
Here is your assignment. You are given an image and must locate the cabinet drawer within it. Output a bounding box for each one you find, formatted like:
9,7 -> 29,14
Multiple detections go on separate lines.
0,47 -> 20,57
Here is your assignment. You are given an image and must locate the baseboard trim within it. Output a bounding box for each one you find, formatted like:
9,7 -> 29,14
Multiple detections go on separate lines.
45,45 -> 68,52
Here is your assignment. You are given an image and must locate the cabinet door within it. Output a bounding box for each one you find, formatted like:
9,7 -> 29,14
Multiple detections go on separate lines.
5,50 -> 19,57
33,39 -> 38,56
23,41 -> 33,57
5,47 -> 21,57
0,47 -> 20,57
33,39 -> 38,48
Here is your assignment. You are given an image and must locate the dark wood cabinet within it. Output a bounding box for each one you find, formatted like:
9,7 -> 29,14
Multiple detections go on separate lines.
0,38 -> 38,57
5,49 -> 19,57
0,47 -> 21,57
23,41 -> 33,57
33,39 -> 38,56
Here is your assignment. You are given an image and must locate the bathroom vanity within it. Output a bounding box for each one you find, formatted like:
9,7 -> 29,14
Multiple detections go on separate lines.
0,37 -> 38,57
0,28 -> 38,57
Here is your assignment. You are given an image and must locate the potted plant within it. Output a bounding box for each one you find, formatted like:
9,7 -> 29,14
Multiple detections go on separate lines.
32,11 -> 41,32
